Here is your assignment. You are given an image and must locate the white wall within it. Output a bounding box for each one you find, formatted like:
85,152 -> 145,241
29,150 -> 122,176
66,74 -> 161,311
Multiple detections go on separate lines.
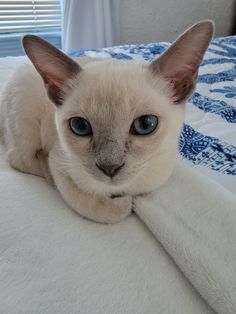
119,0 -> 235,44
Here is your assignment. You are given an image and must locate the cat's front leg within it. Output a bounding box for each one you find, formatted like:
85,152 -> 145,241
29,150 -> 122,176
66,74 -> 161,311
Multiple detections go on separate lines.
7,147 -> 54,185
52,169 -> 132,223
35,149 -> 54,185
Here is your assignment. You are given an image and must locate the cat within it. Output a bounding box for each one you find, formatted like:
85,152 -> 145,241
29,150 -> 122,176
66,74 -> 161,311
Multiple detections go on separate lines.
0,21 -> 213,223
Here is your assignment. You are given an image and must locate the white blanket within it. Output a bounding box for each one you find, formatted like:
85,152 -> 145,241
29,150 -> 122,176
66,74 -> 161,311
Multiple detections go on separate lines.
135,162 -> 236,314
0,146 -> 214,314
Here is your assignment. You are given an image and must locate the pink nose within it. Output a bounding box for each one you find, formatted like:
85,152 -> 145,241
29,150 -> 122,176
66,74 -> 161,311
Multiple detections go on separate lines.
96,163 -> 125,178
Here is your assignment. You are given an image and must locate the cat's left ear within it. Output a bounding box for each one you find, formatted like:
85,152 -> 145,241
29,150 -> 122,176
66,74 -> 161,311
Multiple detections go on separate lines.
150,20 -> 214,103
23,35 -> 82,105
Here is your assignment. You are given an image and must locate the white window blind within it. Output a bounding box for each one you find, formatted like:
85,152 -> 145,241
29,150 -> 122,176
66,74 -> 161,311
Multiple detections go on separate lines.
0,0 -> 62,57
0,0 -> 61,34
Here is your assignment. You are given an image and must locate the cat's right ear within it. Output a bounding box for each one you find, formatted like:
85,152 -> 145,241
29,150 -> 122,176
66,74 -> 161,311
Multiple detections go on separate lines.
150,21 -> 213,103
23,35 -> 81,105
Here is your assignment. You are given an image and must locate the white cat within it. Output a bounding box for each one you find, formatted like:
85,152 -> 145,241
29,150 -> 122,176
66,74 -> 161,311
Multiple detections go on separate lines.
0,21 -> 213,223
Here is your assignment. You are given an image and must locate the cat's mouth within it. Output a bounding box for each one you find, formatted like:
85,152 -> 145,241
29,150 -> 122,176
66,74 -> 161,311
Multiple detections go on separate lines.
98,172 -> 126,185
110,193 -> 125,198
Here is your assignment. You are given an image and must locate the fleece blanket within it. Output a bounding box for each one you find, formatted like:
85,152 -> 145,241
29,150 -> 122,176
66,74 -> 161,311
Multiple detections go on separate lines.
1,145 -> 235,313
0,146 -> 214,314
135,162 -> 236,314
0,37 -> 236,313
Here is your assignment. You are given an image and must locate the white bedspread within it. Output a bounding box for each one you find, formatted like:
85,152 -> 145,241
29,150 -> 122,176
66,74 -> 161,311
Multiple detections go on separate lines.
0,55 -> 236,313
0,146 -> 213,314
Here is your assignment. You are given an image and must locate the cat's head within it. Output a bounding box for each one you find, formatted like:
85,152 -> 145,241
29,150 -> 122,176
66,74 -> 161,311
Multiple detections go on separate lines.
23,21 -> 213,196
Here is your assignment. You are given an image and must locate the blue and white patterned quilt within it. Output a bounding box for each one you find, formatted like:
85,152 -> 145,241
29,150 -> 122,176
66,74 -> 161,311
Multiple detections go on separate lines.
71,37 -> 236,188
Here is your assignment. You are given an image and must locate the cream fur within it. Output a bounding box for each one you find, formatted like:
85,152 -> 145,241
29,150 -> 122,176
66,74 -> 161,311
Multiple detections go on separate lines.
1,59 -> 182,223
0,21 -> 213,223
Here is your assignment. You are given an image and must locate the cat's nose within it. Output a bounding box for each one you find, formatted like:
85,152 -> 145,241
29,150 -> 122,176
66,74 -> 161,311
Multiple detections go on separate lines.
96,163 -> 125,178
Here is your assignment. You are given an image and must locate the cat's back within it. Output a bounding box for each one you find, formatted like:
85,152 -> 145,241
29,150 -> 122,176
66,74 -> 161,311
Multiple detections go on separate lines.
0,63 -> 56,150
1,63 -> 50,117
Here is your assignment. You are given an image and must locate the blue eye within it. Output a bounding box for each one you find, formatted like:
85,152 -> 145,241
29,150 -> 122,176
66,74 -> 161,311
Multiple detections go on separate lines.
131,115 -> 158,135
69,117 -> 92,136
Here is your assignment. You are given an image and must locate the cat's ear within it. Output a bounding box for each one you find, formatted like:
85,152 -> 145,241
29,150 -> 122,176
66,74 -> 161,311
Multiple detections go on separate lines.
150,20 -> 214,103
23,35 -> 81,105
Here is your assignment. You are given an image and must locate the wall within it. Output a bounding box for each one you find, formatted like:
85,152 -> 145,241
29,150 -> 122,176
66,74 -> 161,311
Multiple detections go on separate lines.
119,0 -> 235,44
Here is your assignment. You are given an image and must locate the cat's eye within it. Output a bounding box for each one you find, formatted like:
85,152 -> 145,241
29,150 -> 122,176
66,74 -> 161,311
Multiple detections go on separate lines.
130,115 -> 158,135
69,117 -> 92,136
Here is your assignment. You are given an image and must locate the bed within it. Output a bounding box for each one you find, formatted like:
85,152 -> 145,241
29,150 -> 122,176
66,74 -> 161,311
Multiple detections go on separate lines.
0,37 -> 236,313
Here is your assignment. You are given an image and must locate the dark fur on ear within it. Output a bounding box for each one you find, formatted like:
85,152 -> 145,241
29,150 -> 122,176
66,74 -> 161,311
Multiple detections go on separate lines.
151,20 -> 214,103
23,35 -> 81,105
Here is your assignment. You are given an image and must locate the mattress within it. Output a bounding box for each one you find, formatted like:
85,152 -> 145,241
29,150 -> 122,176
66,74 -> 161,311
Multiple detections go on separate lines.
0,37 -> 236,314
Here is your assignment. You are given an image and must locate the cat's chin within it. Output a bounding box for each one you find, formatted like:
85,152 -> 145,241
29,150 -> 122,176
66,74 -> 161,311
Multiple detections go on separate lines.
74,173 -> 131,197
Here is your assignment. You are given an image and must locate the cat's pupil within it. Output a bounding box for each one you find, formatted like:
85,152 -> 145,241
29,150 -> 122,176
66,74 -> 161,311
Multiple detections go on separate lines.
77,119 -> 86,130
139,117 -> 150,129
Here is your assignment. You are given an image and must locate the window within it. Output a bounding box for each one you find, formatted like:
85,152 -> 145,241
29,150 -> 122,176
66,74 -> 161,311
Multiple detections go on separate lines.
0,0 -> 62,57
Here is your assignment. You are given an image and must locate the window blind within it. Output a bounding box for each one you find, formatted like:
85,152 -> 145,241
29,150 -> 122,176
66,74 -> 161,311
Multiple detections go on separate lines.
0,0 -> 62,57
0,0 -> 62,34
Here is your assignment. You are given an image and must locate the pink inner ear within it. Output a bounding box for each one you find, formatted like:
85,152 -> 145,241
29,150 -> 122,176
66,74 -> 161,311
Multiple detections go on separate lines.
46,82 -> 65,106
168,70 -> 198,103
171,77 -> 194,103
41,70 -> 65,88
34,56 -> 81,106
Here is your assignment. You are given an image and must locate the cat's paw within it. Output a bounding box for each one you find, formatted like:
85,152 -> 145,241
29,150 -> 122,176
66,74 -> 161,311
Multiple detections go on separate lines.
107,195 -> 133,223
93,195 -> 133,224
